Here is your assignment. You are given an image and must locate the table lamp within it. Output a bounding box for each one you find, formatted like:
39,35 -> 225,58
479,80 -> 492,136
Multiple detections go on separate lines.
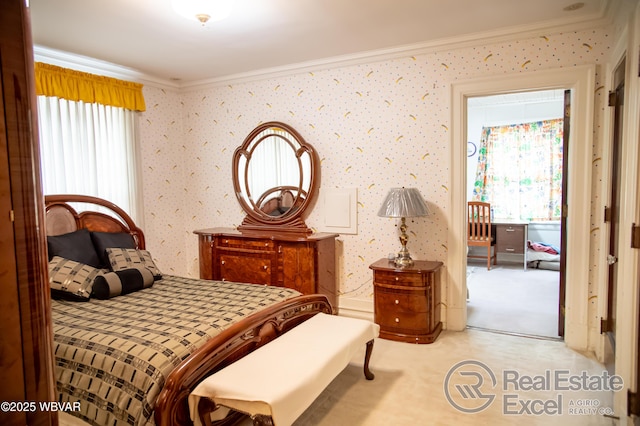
377,187 -> 431,267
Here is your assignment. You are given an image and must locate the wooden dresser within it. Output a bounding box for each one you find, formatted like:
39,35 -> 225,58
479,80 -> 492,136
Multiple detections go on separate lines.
370,258 -> 443,343
194,228 -> 338,309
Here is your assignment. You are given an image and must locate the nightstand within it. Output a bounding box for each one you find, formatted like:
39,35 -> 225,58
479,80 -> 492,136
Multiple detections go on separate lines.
369,258 -> 443,344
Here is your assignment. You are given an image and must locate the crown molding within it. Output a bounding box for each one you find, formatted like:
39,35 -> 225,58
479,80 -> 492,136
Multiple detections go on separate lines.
35,0 -> 615,92
181,3 -> 615,91
33,45 -> 180,90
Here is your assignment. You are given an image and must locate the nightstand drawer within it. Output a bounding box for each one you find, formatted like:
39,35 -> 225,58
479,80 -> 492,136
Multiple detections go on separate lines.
375,310 -> 429,332
374,270 -> 425,287
375,285 -> 428,313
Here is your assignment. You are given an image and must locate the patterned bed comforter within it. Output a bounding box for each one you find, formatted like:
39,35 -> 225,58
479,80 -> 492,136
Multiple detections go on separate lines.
51,275 -> 301,426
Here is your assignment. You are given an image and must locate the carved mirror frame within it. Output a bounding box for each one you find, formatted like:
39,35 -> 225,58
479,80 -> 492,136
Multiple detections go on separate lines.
232,121 -> 320,235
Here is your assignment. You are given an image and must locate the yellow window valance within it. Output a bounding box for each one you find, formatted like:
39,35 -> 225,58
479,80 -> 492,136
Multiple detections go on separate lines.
34,62 -> 146,112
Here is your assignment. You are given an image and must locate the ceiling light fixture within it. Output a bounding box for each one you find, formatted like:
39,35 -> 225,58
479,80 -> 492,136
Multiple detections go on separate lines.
171,0 -> 236,25
563,2 -> 585,12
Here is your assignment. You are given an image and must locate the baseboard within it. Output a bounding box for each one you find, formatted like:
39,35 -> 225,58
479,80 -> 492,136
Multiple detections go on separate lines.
337,297 -> 374,321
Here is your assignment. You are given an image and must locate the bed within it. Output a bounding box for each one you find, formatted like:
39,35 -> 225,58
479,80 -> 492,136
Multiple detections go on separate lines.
526,240 -> 561,271
44,194 -> 333,426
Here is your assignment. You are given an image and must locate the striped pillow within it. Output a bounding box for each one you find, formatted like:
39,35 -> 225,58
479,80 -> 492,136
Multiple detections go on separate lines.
106,248 -> 162,279
49,256 -> 103,301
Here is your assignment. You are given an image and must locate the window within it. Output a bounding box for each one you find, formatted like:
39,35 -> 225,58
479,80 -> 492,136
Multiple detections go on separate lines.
472,119 -> 564,221
34,63 -> 146,223
37,97 -> 142,222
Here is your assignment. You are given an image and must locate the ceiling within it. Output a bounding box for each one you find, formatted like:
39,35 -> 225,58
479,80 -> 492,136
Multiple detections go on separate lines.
29,0 -> 614,84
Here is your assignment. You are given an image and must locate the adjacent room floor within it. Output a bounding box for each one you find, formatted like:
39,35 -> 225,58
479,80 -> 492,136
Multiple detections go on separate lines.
466,262 -> 560,339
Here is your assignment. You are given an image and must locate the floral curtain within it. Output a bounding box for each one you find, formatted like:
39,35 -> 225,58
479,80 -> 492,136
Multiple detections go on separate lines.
472,119 -> 564,221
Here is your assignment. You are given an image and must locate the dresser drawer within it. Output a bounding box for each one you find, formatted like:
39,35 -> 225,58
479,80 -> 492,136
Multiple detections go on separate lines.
374,285 -> 428,313
496,225 -> 525,253
373,270 -> 425,287
219,254 -> 272,284
216,237 -> 275,252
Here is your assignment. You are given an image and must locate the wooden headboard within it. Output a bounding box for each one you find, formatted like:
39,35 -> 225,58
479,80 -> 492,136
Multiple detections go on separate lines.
44,194 -> 145,249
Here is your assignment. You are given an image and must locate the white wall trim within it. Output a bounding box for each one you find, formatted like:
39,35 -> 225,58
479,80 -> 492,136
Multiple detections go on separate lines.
450,65 -> 596,353
338,297 -> 374,321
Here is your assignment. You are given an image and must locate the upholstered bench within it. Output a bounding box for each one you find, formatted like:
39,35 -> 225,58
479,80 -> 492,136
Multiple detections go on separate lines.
188,313 -> 380,426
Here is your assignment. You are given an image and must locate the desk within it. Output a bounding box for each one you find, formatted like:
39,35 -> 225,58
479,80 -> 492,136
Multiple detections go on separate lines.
494,221 -> 528,270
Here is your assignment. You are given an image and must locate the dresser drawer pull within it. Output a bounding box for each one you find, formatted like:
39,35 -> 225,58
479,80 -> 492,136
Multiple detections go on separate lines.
263,265 -> 268,270
395,318 -> 400,323
395,299 -> 399,305
505,248 -> 515,252
395,277 -> 399,281
221,260 -> 225,265
506,228 -> 515,232
224,239 -> 229,243
221,278 -> 226,281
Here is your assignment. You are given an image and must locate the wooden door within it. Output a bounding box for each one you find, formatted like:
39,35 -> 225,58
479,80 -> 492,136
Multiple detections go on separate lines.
0,1 -> 57,425
557,89 -> 571,337
602,59 -> 626,350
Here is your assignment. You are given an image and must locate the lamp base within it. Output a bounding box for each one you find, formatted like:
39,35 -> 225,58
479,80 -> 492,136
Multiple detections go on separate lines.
394,255 -> 414,267
394,246 -> 414,267
394,217 -> 414,267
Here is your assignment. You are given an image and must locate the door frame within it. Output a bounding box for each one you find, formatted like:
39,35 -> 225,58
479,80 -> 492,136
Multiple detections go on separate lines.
448,65 -> 595,352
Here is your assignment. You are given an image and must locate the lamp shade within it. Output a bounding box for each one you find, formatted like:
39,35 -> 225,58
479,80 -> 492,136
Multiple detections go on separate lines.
377,188 -> 430,218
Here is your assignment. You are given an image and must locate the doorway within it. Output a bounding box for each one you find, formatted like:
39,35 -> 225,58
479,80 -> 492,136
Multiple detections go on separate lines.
449,65 -> 595,352
465,90 -> 564,339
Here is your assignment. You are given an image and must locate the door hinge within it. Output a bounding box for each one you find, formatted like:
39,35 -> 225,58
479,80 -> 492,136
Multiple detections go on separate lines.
10,210 -> 15,222
607,254 -> 618,265
600,317 -> 612,334
604,206 -> 611,223
631,223 -> 640,249
608,91 -> 617,107
629,389 -> 639,416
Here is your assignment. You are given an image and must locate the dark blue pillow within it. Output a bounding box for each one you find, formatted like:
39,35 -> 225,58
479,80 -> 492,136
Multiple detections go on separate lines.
91,231 -> 136,268
47,229 -> 101,268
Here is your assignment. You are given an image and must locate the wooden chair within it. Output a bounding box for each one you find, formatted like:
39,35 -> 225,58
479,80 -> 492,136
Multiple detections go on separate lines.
467,201 -> 497,270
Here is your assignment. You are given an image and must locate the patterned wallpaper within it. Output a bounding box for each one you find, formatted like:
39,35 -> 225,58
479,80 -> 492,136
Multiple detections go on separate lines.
138,28 -> 610,334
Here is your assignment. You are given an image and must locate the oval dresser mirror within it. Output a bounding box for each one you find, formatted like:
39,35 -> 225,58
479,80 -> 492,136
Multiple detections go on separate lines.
232,121 -> 320,234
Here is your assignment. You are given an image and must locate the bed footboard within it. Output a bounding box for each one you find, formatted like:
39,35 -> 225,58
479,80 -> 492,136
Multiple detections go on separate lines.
154,294 -> 332,426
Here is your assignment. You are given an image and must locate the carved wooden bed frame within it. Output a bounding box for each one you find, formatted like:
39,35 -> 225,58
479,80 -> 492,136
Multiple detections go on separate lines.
44,194 -> 333,426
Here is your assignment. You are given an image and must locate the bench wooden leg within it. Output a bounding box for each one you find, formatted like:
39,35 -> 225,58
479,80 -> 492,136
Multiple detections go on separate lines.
364,339 -> 375,380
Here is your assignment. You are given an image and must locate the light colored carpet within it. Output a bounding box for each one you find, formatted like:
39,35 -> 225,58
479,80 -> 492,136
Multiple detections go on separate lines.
466,263 -> 560,338
248,329 -> 613,426
61,327 -> 614,426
